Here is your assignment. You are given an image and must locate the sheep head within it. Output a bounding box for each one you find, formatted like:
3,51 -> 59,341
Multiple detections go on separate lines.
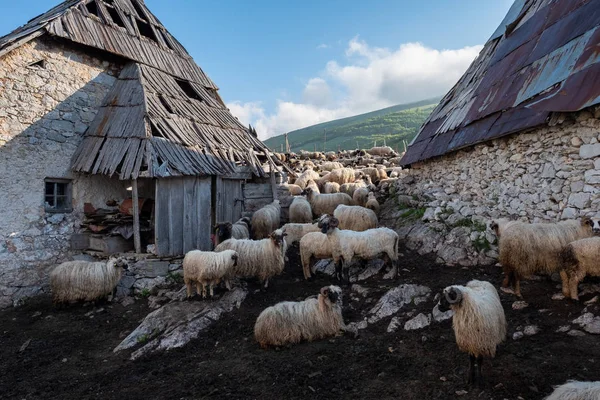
269,229 -> 287,247
438,286 -> 463,312
214,222 -> 233,244
317,215 -> 338,234
320,285 -> 342,304
581,216 -> 600,234
112,257 -> 129,270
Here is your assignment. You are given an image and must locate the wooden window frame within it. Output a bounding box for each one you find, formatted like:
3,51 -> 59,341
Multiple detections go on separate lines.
44,178 -> 73,213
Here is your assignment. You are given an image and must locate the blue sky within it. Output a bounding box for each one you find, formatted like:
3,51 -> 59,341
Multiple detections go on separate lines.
0,0 -> 514,138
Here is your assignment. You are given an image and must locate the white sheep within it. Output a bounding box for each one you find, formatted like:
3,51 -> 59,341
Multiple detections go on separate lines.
182,250 -> 238,298
289,196 -> 313,223
333,204 -> 377,232
284,183 -> 303,196
305,179 -> 320,194
340,176 -> 374,198
294,168 -> 320,189
323,182 -> 341,193
304,187 -> 353,217
215,229 -> 287,289
366,146 -> 397,157
361,167 -> 388,184
498,217 -> 599,298
300,231 -> 334,280
545,381 -> 600,400
317,215 -> 399,281
437,280 -> 506,387
50,257 -> 128,304
352,187 -> 369,207
560,236 -> 600,300
317,168 -> 356,187
320,161 -> 344,171
281,222 -> 320,245
251,200 -> 281,239
254,285 -> 344,348
365,192 -> 380,214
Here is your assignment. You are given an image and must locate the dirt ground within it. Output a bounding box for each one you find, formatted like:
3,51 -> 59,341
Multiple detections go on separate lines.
1,245 -> 599,400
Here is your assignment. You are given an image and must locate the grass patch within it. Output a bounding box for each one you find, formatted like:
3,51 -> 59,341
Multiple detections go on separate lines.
167,272 -> 184,285
139,288 -> 151,298
472,236 -> 491,252
400,207 -> 426,220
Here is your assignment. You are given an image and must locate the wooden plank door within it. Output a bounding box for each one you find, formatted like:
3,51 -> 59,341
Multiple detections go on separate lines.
215,178 -> 243,223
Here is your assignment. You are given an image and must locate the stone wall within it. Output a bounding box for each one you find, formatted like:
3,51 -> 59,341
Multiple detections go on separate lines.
381,111 -> 600,266
0,37 -> 124,307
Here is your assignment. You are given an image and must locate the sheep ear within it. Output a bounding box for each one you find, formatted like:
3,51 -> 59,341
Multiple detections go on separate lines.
320,287 -> 329,296
227,222 -> 233,228
330,217 -> 339,228
444,287 -> 462,304
582,216 -> 593,226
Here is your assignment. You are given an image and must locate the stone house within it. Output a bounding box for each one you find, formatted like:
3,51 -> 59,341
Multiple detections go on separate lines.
390,0 -> 600,265
0,0 -> 281,308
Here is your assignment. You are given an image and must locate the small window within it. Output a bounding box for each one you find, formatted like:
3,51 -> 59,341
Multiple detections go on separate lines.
159,29 -> 174,51
106,5 -> 126,28
86,0 -> 100,17
45,178 -> 73,213
175,79 -> 202,101
131,0 -> 147,19
135,18 -> 158,43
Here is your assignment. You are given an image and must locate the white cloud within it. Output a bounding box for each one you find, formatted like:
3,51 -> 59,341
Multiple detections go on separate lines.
316,43 -> 329,49
227,38 -> 483,140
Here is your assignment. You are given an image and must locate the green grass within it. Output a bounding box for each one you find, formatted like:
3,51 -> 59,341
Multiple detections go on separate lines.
264,97 -> 441,152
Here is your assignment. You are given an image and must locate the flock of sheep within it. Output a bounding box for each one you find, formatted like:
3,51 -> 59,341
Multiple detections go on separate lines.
47,145 -> 600,398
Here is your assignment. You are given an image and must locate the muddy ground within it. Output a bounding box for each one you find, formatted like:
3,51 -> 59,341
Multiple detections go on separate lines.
1,245 -> 599,400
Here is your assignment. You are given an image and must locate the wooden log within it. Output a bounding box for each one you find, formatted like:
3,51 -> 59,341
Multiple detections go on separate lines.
132,179 -> 142,254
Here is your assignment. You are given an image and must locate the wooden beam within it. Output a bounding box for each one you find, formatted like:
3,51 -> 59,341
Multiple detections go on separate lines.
132,179 -> 142,254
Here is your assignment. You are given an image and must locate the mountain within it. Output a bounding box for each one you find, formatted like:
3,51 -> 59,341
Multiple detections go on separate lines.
263,97 -> 441,153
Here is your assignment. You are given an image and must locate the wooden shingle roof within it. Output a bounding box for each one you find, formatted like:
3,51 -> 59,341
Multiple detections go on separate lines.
0,0 -> 274,178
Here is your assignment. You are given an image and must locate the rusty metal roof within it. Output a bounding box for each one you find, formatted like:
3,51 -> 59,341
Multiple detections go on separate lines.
401,0 -> 600,166
0,0 -> 276,179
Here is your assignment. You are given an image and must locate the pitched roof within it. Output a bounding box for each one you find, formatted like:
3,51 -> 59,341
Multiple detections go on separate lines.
401,0 -> 600,166
0,0 -> 274,178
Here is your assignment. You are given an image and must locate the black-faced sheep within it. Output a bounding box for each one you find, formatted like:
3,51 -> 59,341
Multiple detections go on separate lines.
498,217 -> 599,298
544,381 -> 600,400
317,215 -> 399,282
213,217 -> 251,247
304,187 -> 353,217
254,285 -> 344,348
50,257 -> 128,304
333,204 -> 377,232
289,196 -> 313,223
215,229 -> 287,288
365,192 -> 380,214
281,222 -> 320,245
437,280 -> 506,387
183,249 -> 238,298
560,236 -> 600,300
300,231 -> 334,280
251,200 -> 281,239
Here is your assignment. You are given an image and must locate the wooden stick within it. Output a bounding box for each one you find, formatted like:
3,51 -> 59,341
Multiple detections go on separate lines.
132,179 -> 142,254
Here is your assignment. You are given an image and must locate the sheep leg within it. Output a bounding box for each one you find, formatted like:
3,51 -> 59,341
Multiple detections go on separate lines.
185,282 -> 193,298
513,275 -> 522,298
569,271 -> 585,301
501,265 -> 512,288
474,356 -> 484,387
263,278 -> 270,289
225,279 -> 232,290
559,270 -> 570,298
467,355 -> 476,385
199,282 -> 206,298
334,260 -> 343,281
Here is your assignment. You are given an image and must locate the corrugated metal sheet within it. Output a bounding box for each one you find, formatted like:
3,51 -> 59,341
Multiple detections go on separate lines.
402,0 -> 600,166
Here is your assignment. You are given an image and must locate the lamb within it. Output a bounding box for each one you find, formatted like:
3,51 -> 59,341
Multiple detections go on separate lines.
304,187 -> 353,217
361,167 -> 388,184
317,168 -> 356,187
560,236 -> 600,300
50,257 -> 128,304
284,183 -> 303,196
294,168 -> 320,189
498,217 -> 599,298
437,280 -> 506,387
317,215 -> 399,281
213,217 -> 251,247
281,222 -> 320,245
365,192 -> 380,214
251,200 -> 281,239
323,182 -> 341,193
182,250 -> 238,298
352,187 -> 369,207
289,196 -> 313,223
340,176 -> 373,197
320,161 -> 344,171
305,179 -> 320,194
545,381 -> 600,400
254,285 -> 344,348
215,229 -> 287,288
300,231 -> 334,280
333,204 -> 377,231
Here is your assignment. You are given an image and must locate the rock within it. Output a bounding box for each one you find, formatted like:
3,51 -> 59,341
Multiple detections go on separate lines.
556,325 -> 570,333
567,329 -> 587,337
512,331 -> 524,340
572,137 -> 583,147
114,287 -> 247,359
346,319 -> 368,331
512,301 -> 528,310
552,293 -> 566,300
455,390 -> 468,396
568,193 -> 591,209
573,313 -> 600,334
133,276 -> 167,294
387,316 -> 402,333
131,260 -> 170,278
431,304 -> 453,322
573,312 -> 595,326
541,163 -> 556,178
404,313 -> 431,331
523,325 -> 540,336
118,274 -> 136,289
313,259 -> 336,277
584,296 -> 599,305
367,284 -> 430,324
579,143 -> 600,159
120,296 -> 135,307
561,208 -> 577,220
355,259 -> 386,282
351,284 -> 370,297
